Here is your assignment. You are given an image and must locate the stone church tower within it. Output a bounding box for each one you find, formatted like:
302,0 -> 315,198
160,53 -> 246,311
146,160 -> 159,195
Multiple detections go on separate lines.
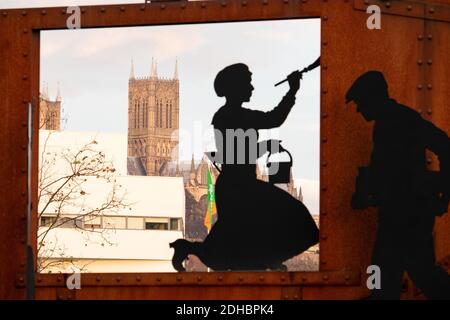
128,59 -> 179,176
39,82 -> 61,131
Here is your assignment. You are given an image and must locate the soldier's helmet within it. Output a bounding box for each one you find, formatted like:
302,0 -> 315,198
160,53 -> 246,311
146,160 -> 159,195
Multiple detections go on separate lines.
345,71 -> 389,103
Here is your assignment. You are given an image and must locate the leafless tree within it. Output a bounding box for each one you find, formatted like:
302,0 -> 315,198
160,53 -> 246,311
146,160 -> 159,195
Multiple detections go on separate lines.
37,131 -> 131,273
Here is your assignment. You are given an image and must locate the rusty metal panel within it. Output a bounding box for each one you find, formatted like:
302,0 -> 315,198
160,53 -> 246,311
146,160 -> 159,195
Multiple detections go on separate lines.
0,0 -> 448,300
320,0 -> 427,298
0,11 -> 33,300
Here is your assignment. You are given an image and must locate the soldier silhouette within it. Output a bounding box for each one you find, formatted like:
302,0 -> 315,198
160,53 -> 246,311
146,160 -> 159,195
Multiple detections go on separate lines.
347,71 -> 450,299
170,63 -> 319,271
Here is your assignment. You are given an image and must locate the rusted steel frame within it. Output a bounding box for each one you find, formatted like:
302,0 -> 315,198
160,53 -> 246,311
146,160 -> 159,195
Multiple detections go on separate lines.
31,270 -> 360,287
355,0 -> 450,23
1,0 -> 321,31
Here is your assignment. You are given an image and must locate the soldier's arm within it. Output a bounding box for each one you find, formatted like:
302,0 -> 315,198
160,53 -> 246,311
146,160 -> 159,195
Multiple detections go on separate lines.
245,90 -> 297,129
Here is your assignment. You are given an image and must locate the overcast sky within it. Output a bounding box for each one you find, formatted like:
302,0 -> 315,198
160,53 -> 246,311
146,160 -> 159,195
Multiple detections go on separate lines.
1,1 -> 321,214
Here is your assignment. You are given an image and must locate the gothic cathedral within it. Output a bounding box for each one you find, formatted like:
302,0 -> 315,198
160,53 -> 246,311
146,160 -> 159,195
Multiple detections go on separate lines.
128,59 -> 179,176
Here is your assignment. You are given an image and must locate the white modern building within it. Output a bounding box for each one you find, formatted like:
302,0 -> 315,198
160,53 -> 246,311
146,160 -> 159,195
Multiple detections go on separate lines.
38,130 -> 185,273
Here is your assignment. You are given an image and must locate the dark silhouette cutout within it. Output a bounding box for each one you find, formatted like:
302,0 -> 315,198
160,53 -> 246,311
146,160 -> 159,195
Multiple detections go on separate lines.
170,64 -> 319,271
347,71 -> 450,299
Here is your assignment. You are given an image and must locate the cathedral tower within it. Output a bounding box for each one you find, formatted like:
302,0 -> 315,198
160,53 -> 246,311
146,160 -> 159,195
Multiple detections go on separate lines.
128,59 -> 179,176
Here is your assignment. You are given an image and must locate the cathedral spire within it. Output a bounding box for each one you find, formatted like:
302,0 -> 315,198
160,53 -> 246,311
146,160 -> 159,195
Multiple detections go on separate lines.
43,82 -> 49,100
150,57 -> 155,78
154,59 -> 158,78
190,154 -> 196,173
174,59 -> 178,80
130,59 -> 135,79
56,82 -> 62,102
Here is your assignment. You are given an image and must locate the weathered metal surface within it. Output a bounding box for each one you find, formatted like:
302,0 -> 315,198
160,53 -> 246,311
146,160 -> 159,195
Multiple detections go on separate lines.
0,0 -> 448,300
31,270 -> 359,288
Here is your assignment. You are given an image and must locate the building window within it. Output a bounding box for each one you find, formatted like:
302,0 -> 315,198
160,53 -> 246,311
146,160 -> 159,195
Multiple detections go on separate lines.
84,215 -> 102,229
170,218 -> 181,231
145,217 -> 169,230
127,217 -> 144,230
166,103 -> 169,128
103,216 -> 126,229
40,216 -> 57,227
156,101 -> 159,128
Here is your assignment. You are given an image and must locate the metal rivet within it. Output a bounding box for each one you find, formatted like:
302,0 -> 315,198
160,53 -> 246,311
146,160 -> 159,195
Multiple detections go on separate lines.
21,145 -> 26,150
262,0 -> 268,5
81,8 -> 86,14
417,35 -> 423,40
21,168 -> 26,174
417,59 -> 423,65
238,276 -> 244,281
427,84 -> 432,90
322,161 -> 328,167
242,0 -> 247,6
345,275 -> 350,281
57,277 -> 62,282
22,75 -> 28,80
417,84 -> 423,90
323,64 -> 328,70
322,40 -> 328,46
322,113 -> 328,119
429,7 -> 435,14
2,11 -> 7,17
181,3 -> 186,9
61,9 -> 66,14
22,122 -> 27,127
41,10 -> 46,15
136,276 -> 141,282
385,2 -> 391,8
321,260 -> 327,265
427,59 -> 432,65
96,277 -> 101,282
301,277 -> 307,282
284,0 -> 289,3
140,5 -> 145,11
323,275 -> 329,281
294,295 -> 299,299
407,5 -> 412,11
21,191 -> 26,196
21,11 -> 27,16
116,277 -> 121,282
280,276 -> 286,281
120,6 -> 125,12
23,29 -> 28,34
197,276 -> 202,282
23,52 -> 28,57
322,89 -> 328,94
176,276 -> 182,282
221,1 -> 227,6
20,238 -> 26,244
321,235 -> 328,240
321,186 -> 327,192
323,16 -> 328,21
161,4 -> 166,9
201,2 -> 206,8
427,109 -> 432,115
259,276 -> 265,281
428,34 -> 433,40
322,138 -> 328,143
156,277 -> 161,282
37,277 -> 42,283
284,294 -> 289,299
100,8 -> 105,13
218,276 -> 223,281
321,211 -> 327,216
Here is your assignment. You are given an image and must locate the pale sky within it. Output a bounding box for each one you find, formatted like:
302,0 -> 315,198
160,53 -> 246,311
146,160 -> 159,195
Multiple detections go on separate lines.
1,1 -> 321,214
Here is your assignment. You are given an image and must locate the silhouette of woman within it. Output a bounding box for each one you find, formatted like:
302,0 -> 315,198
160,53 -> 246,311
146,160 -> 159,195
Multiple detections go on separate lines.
170,64 -> 319,271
